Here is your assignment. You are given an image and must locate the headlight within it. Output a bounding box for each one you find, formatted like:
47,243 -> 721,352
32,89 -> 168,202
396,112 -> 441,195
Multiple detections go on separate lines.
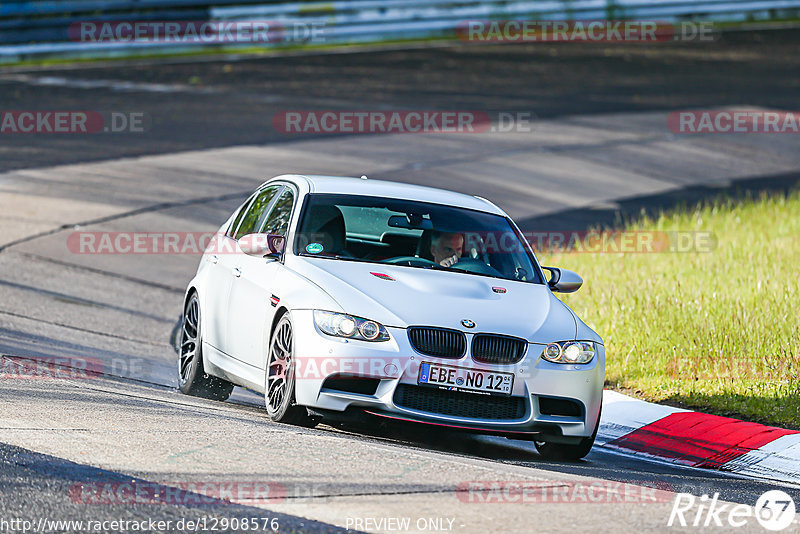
541,341 -> 595,364
313,310 -> 390,342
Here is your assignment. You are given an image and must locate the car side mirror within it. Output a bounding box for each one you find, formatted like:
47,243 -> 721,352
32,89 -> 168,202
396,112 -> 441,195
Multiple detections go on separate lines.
239,233 -> 285,258
542,267 -> 582,293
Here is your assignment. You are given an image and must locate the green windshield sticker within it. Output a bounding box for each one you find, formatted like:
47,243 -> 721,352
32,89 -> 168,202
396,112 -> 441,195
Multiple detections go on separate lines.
306,243 -> 324,254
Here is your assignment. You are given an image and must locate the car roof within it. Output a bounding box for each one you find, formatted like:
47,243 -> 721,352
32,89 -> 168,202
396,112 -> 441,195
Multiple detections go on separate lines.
268,174 -> 505,216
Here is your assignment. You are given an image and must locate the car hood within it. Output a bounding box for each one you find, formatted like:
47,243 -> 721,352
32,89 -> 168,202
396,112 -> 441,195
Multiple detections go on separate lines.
287,256 -> 579,343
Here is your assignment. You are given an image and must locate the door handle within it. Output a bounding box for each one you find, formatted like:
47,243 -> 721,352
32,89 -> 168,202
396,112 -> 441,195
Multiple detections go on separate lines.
232,267 -> 242,278
210,255 -> 219,264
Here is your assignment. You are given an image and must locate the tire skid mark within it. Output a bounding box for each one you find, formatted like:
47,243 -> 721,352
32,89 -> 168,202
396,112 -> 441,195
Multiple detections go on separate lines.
18,252 -> 183,294
0,190 -> 252,253
0,310 -> 164,346
0,279 -> 171,323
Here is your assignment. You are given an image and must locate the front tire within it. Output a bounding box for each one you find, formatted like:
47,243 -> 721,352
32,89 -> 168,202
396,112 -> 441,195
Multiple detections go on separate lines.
265,314 -> 317,427
178,293 -> 234,401
534,406 -> 601,461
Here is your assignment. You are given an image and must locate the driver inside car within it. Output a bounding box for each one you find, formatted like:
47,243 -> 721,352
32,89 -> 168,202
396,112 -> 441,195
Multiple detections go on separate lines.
430,231 -> 464,267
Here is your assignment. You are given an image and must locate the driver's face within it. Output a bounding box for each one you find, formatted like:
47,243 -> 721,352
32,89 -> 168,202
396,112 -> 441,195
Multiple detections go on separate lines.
431,233 -> 464,265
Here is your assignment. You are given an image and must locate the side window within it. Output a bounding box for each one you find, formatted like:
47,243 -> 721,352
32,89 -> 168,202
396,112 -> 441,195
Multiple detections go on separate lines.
227,193 -> 256,237
260,189 -> 295,236
234,186 -> 280,240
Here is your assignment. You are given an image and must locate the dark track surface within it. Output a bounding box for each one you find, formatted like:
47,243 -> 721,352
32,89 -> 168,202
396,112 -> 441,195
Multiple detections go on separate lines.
1,28 -> 798,173
0,442 -> 350,533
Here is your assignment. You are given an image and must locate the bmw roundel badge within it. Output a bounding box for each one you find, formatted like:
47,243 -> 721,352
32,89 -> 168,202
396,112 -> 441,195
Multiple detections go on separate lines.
461,319 -> 476,328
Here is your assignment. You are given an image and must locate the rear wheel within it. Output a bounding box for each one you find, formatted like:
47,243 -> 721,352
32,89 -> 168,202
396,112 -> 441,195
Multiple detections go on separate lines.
178,293 -> 234,401
265,314 -> 318,427
534,406 -> 601,461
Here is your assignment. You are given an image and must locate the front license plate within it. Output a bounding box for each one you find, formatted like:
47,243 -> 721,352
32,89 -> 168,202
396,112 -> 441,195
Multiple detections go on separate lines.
417,363 -> 513,396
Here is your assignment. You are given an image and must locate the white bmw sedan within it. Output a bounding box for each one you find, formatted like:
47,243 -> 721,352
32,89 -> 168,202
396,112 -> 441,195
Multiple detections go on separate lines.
178,174 -> 604,460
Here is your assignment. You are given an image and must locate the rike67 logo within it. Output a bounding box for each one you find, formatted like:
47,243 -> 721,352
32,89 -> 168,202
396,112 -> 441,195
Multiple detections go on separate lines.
669,490 -> 796,531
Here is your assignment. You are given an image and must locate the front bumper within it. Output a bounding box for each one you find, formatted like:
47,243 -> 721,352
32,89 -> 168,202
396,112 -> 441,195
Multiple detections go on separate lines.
290,309 -> 604,441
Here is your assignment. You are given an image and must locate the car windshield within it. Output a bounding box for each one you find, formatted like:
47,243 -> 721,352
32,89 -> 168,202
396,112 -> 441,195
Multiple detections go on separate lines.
294,193 -> 543,284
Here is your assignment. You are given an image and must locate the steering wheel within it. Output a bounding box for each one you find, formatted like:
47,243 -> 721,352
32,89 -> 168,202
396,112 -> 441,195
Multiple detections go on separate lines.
382,256 -> 439,267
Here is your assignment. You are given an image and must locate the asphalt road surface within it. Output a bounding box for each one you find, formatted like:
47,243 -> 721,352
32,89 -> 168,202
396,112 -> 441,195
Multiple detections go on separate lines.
0,28 -> 798,173
1,30 -> 799,533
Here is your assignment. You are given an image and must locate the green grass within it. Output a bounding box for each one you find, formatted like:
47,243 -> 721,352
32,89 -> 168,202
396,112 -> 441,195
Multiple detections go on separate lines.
543,189 -> 800,428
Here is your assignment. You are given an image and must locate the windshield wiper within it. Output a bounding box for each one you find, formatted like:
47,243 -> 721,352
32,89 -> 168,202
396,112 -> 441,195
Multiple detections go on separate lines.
303,254 -> 514,282
423,263 -> 464,273
416,263 -> 508,281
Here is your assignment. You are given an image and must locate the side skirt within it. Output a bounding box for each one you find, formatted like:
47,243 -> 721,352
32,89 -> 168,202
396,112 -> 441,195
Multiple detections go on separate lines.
203,342 -> 265,394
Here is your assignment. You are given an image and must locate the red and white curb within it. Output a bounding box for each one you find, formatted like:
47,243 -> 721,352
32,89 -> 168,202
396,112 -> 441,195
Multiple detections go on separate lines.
598,390 -> 800,484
